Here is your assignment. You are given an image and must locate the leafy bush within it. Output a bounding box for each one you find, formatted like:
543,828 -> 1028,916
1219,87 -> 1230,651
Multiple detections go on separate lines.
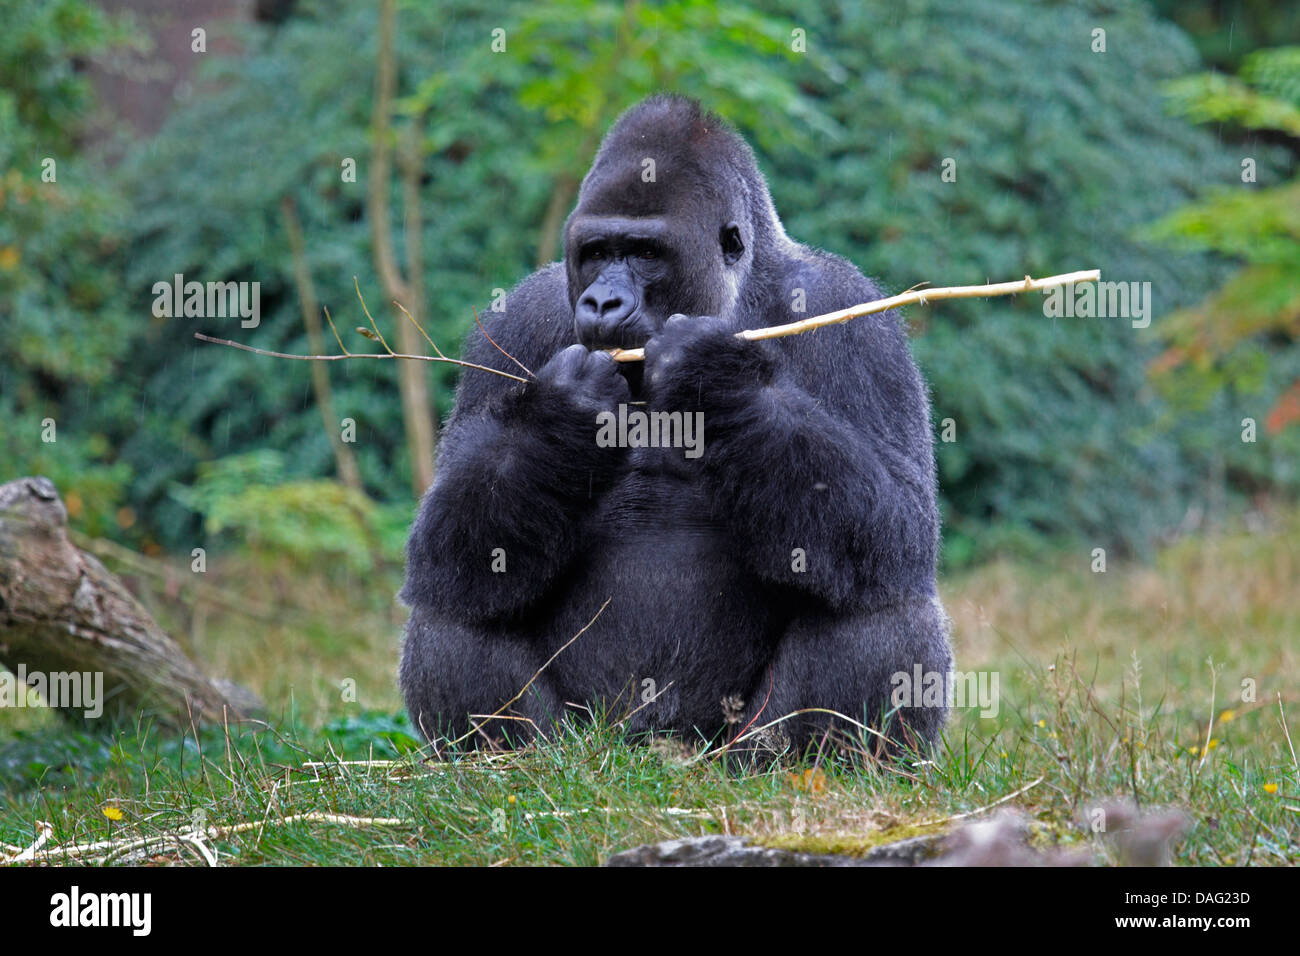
6,0 -> 1293,565
1145,46 -> 1300,458
0,0 -> 141,535
766,0 -> 1292,559
172,451 -> 406,573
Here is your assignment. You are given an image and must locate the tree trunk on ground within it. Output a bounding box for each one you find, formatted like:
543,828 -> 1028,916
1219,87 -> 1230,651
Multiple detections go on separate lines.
0,476 -> 262,729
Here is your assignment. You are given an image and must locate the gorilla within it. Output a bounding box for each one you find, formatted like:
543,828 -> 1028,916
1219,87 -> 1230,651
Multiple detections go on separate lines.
400,95 -> 951,760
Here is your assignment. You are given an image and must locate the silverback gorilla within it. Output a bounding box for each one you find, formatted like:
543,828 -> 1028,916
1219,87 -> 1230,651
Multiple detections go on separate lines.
400,95 -> 951,759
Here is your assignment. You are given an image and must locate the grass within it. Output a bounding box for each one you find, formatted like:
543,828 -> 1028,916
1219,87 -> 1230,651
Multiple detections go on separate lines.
1,509 -> 1297,866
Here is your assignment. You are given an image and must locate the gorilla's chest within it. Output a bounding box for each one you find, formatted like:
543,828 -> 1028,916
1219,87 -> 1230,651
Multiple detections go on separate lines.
590,448 -> 722,538
565,448 -> 767,631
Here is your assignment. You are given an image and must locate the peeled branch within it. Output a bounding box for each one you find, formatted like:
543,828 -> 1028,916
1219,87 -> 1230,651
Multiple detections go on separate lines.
608,269 -> 1102,363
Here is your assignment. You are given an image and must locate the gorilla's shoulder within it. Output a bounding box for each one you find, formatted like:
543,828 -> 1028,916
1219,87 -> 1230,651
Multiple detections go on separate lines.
447,263 -> 574,410
776,240 -> 900,334
782,241 -> 880,293
496,262 -> 570,328
460,263 -> 571,367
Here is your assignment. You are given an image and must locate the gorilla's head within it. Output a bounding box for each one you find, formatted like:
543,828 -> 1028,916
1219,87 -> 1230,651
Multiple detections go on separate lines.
564,95 -> 782,352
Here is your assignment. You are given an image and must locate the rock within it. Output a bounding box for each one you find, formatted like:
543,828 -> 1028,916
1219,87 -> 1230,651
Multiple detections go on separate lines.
606,835 -> 882,867
926,811 -> 1089,866
1080,800 -> 1188,866
607,810 -> 1092,867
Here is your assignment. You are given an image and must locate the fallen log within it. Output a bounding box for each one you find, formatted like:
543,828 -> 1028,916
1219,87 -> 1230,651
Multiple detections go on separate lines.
0,476 -> 261,728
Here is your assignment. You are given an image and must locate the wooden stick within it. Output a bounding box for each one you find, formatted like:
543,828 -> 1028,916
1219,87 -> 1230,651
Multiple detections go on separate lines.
608,269 -> 1100,363
197,269 -> 1099,375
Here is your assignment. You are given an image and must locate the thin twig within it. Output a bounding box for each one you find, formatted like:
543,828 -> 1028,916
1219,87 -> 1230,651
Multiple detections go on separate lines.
691,706 -> 893,764
354,276 -> 395,354
610,268 -> 1101,362
197,269 -> 1097,379
2,821 -> 53,864
1279,693 -> 1298,781
193,333 -> 529,383
4,814 -> 411,866
443,598 -> 611,749
913,776 -> 1046,828
323,305 -> 351,354
394,300 -> 444,357
721,665 -> 774,753
473,305 -> 535,379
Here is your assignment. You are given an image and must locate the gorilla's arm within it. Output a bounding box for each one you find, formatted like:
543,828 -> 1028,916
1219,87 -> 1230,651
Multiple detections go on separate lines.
401,266 -> 627,625
646,265 -> 939,613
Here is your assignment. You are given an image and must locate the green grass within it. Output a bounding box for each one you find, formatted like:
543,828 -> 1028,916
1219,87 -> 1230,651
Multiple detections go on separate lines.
2,510 -> 1297,865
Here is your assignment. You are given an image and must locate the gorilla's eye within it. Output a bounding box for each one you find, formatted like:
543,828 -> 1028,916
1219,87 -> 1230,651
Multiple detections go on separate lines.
637,247 -> 657,260
589,248 -> 607,261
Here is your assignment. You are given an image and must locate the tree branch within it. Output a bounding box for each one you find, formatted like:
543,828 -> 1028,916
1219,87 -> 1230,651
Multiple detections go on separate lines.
608,269 -> 1102,362
192,333 -> 529,383
195,269 -> 1099,382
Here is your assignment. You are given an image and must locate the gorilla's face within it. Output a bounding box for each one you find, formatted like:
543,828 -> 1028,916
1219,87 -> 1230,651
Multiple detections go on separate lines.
564,186 -> 748,352
567,215 -> 676,351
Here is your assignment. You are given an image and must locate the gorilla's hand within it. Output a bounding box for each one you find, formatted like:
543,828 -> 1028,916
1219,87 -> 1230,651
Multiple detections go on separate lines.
643,314 -> 775,412
534,343 -> 631,415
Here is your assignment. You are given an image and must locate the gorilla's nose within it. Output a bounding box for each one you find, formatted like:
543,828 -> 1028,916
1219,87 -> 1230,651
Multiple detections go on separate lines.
575,281 -> 639,347
577,282 -> 635,323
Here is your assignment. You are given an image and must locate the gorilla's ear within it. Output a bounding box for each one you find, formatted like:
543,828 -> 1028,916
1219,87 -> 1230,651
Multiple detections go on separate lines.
720,222 -> 745,266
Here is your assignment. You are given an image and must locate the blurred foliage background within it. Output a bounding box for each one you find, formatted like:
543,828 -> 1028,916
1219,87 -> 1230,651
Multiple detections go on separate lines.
2,0 -> 1298,571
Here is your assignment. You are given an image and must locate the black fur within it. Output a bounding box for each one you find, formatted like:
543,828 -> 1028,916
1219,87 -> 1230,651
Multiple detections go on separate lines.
400,95 -> 951,757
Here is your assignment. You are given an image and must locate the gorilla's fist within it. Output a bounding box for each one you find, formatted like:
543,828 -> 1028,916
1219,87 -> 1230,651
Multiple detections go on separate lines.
643,314 -> 774,411
535,343 -> 631,415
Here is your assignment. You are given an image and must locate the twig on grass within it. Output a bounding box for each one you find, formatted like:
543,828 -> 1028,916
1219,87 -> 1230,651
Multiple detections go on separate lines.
447,598 -> 611,750
1,814 -> 411,866
912,775 -> 1046,828
691,705 -> 894,766
2,821 -> 53,864
1278,693 -> 1299,781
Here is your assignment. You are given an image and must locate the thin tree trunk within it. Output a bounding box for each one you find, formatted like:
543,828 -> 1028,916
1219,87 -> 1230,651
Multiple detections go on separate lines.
368,0 -> 436,495
281,197 -> 364,492
535,174 -> 580,268
397,119 -> 438,484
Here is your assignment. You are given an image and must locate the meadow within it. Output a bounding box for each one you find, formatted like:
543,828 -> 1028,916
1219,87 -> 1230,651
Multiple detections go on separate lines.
2,508 -> 1295,866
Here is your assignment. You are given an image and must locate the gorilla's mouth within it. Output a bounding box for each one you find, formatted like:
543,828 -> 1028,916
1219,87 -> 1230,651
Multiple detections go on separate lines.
576,317 -> 653,352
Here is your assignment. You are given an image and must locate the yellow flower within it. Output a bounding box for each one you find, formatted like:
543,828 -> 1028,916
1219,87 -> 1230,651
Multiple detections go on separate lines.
1207,738 -> 1219,750
103,806 -> 123,821
507,795 -> 516,805
788,769 -> 827,793
1217,709 -> 1236,723
1263,783 -> 1279,795
1036,719 -> 1046,728
1188,746 -> 1200,756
